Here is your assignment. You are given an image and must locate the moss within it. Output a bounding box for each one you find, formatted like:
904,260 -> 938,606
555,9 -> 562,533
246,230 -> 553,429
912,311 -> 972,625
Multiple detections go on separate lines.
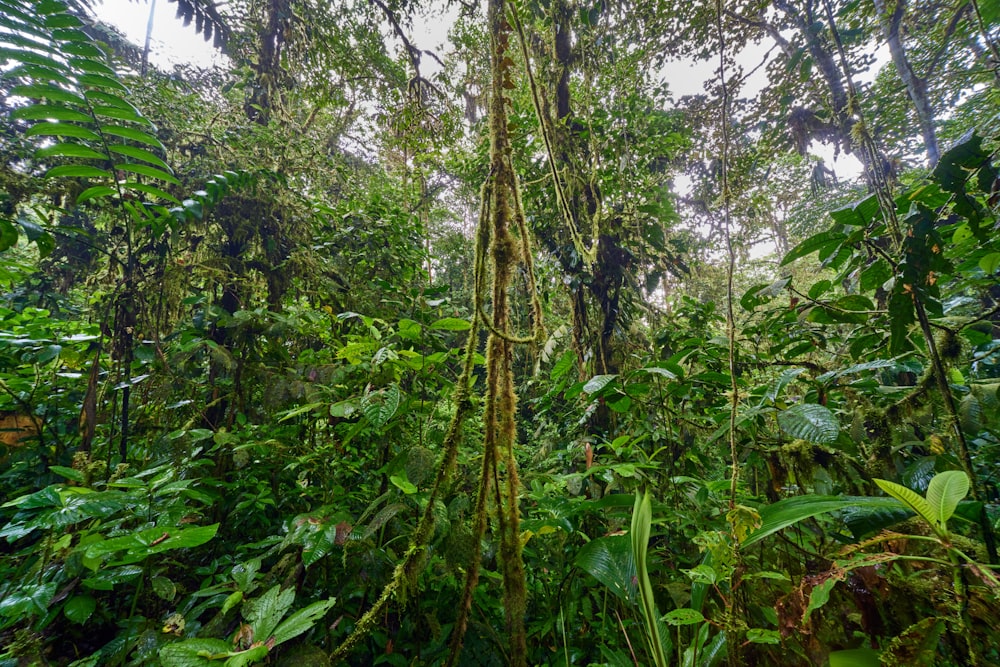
276,644 -> 330,667
334,4 -> 539,664
937,328 -> 962,362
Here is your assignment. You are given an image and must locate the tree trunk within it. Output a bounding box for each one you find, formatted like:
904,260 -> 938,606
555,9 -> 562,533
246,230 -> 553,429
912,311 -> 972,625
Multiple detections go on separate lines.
873,0 -> 940,166
774,0 -> 853,151
246,0 -> 285,124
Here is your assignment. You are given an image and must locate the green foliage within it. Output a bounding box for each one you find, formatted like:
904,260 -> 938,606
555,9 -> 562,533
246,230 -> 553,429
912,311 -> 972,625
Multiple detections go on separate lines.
875,470 -> 970,537
0,0 -> 998,664
777,403 -> 840,444
742,495 -> 909,547
575,534 -> 636,603
631,491 -> 671,667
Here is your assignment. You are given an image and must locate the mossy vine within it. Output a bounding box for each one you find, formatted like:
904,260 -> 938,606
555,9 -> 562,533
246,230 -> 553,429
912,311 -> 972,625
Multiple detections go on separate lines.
330,1 -> 541,663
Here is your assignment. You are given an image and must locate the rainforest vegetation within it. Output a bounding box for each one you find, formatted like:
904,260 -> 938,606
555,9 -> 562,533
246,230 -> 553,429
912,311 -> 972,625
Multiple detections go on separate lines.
1,0 -> 999,664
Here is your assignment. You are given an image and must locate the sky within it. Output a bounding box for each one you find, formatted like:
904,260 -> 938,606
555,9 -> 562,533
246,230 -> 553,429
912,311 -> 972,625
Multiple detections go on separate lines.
97,0 -> 226,70
93,0 -> 867,259
95,1 -> 776,93
94,1 -> 864,171
97,1 -> 730,94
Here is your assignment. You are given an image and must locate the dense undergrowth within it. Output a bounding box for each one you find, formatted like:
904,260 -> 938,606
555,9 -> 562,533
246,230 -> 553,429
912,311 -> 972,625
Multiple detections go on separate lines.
2,0 -> 1000,665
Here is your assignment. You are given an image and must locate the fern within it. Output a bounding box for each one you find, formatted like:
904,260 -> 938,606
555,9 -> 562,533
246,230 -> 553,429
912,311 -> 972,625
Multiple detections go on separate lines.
3,0 -> 175,241
2,0 -> 259,245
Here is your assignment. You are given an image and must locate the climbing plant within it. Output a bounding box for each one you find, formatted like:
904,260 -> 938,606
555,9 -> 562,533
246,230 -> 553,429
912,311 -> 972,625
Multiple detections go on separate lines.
1,0 -> 999,665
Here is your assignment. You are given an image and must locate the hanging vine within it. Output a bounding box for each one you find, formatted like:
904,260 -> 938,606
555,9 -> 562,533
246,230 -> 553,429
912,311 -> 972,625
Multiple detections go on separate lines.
510,2 -> 599,268
447,1 -> 541,663
714,3 -> 748,664
331,1 -> 542,663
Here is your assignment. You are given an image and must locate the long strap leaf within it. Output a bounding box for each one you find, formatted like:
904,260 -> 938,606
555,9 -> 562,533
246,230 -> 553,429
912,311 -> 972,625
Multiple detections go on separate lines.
631,491 -> 670,667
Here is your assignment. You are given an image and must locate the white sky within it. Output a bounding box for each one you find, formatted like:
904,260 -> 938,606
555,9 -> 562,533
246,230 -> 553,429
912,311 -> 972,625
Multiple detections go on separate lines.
97,0 -> 226,69
93,0 -> 872,264
94,2 -> 865,177
95,2 -> 738,94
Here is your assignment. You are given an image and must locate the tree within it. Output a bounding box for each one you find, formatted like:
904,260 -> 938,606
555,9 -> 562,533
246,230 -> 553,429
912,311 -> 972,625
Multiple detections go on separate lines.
872,0 -> 940,166
2,0 -> 1000,664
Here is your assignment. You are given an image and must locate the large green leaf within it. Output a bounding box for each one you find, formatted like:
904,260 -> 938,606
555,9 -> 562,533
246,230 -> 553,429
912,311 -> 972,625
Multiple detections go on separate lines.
301,525 -> 338,568
804,577 -> 838,622
0,581 -> 57,619
637,365 -> 679,383
574,534 -> 636,603
2,485 -> 62,510
84,88 -> 137,109
63,594 -> 96,624
924,471 -> 969,527
36,143 -> 108,160
840,503 -> 913,539
123,181 -> 180,204
76,185 -> 117,203
742,495 -> 908,547
12,104 -> 92,123
583,373 -> 618,395
270,597 -> 336,644
107,144 -> 171,170
45,165 -> 112,179
780,230 -> 846,266
873,479 -> 938,529
631,492 -> 670,667
159,639 -> 233,667
0,46 -> 64,70
361,502 -> 407,540
84,524 -> 219,564
78,72 -> 130,92
361,384 -> 400,428
93,104 -> 149,124
698,630 -> 728,667
43,11 -> 80,27
10,82 -> 85,104
69,56 -> 116,77
816,359 -> 896,384
81,565 -> 143,590
100,124 -> 166,149
549,350 -> 576,382
777,403 -> 839,444
662,608 -> 704,626
829,193 -> 880,227
765,367 -> 805,403
244,585 -> 295,641
58,40 -> 104,58
25,122 -> 101,141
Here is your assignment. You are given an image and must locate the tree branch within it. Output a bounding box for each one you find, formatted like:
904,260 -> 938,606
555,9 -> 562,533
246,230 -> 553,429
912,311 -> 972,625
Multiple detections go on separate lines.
925,2 -> 971,80
370,0 -> 422,81
724,9 -> 796,59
